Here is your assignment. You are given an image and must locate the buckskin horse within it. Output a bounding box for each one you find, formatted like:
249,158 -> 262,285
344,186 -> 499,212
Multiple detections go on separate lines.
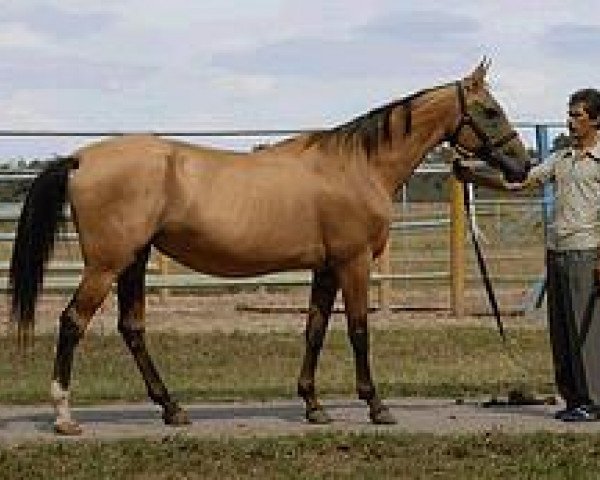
9,60 -> 530,435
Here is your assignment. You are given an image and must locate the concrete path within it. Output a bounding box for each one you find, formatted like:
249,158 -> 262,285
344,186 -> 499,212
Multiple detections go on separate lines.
2,398 -> 600,444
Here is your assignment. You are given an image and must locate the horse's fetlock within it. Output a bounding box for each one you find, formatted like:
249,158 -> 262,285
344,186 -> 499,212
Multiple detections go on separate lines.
357,384 -> 376,401
298,381 -> 315,399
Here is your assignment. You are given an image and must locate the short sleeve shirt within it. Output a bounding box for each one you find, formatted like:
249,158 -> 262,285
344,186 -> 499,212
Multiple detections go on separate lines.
527,141 -> 600,251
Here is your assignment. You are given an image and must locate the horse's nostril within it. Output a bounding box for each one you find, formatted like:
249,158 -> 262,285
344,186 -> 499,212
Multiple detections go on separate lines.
504,168 -> 527,183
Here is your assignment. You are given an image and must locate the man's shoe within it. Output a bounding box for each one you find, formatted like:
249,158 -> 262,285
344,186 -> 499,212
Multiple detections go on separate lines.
561,406 -> 599,422
554,407 -> 572,420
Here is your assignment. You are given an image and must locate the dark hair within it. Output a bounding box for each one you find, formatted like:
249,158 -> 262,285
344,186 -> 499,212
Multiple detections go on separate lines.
569,88 -> 600,123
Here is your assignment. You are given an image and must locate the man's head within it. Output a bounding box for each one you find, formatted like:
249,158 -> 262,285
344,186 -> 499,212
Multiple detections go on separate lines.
568,88 -> 600,142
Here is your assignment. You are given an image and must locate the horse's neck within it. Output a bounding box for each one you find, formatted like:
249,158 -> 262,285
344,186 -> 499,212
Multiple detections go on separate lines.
369,95 -> 457,195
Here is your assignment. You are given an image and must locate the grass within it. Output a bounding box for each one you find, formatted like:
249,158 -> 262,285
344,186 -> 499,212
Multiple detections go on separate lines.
0,316 -> 584,480
2,432 -> 600,479
0,326 -> 555,405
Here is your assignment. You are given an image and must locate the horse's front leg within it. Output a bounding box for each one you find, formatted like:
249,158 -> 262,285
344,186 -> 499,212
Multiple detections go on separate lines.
298,266 -> 338,423
337,251 -> 396,425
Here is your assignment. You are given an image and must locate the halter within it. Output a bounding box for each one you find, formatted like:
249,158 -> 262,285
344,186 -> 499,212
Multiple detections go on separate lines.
446,81 -> 517,346
446,81 -> 518,160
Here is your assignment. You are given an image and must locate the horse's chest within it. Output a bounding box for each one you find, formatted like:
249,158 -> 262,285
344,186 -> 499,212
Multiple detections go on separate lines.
322,202 -> 390,260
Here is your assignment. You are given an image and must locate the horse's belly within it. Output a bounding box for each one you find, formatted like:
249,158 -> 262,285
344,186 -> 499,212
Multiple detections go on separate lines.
152,226 -> 326,276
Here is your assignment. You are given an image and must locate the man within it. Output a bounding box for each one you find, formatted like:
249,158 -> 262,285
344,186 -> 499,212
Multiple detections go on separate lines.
457,88 -> 600,422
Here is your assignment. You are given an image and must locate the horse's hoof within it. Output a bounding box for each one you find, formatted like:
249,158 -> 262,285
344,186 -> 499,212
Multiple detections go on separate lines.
163,407 -> 191,426
369,406 -> 397,425
306,407 -> 332,424
54,420 -> 83,436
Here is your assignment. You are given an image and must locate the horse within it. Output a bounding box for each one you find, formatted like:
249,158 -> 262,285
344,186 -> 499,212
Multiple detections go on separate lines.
9,60 -> 530,435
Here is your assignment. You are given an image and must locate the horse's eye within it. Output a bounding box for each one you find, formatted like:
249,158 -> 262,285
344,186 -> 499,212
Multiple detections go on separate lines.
483,107 -> 499,119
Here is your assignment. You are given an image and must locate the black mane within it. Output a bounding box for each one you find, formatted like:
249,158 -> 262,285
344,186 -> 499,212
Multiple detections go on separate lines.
306,84 -> 448,157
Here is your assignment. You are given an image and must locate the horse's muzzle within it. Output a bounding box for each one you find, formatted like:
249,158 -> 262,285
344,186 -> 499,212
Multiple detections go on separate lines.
486,151 -> 530,183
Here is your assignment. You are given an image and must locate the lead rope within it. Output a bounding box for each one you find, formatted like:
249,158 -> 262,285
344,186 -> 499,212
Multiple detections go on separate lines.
458,166 -> 544,397
461,175 -> 507,343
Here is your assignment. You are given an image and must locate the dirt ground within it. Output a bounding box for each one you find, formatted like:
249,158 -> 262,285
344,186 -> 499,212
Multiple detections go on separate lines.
3,398 -> 597,445
0,285 -> 546,336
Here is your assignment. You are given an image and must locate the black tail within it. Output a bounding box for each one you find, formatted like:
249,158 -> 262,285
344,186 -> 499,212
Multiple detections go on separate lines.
9,156 -> 78,335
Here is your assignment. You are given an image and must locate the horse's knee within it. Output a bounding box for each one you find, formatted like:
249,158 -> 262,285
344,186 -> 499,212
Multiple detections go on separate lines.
118,322 -> 141,339
305,306 -> 328,351
348,325 -> 369,357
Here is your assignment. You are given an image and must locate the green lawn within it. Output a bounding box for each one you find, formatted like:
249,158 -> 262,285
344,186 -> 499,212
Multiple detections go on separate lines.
0,327 -> 554,405
2,432 -> 600,479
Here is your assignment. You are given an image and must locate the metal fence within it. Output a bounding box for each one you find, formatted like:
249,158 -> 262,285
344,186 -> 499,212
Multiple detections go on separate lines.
0,125 -> 561,311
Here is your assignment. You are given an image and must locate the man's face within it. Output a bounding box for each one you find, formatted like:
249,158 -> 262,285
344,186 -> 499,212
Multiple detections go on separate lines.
568,102 -> 597,140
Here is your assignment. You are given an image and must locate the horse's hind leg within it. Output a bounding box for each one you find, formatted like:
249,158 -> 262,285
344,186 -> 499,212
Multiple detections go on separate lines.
51,268 -> 116,435
117,246 -> 190,426
297,266 -> 338,423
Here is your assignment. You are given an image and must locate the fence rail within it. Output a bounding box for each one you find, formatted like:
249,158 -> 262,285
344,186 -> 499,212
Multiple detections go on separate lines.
0,125 -> 555,311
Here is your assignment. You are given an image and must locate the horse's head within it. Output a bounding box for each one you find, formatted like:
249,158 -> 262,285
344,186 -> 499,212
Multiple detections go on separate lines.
447,59 -> 531,183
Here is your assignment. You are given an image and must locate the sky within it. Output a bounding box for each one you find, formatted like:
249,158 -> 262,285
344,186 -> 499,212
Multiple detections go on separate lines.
1,0 -> 600,158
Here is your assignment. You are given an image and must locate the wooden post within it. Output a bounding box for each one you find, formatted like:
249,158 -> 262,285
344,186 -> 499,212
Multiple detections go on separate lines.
450,175 -> 466,317
158,253 -> 170,303
377,237 -> 392,313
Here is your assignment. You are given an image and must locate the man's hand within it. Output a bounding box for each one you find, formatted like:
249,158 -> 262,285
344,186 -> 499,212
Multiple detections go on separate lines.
504,182 -> 525,191
452,161 -> 470,181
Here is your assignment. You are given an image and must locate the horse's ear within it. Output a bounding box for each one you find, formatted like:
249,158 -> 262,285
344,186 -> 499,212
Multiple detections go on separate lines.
463,57 -> 491,92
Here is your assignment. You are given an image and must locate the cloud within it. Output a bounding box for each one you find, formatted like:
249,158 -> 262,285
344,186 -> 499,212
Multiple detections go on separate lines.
0,4 -> 154,94
2,4 -> 115,40
0,49 -> 156,91
358,10 -> 480,42
212,37 -> 394,77
211,10 -> 482,78
0,22 -> 49,49
540,23 -> 600,60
